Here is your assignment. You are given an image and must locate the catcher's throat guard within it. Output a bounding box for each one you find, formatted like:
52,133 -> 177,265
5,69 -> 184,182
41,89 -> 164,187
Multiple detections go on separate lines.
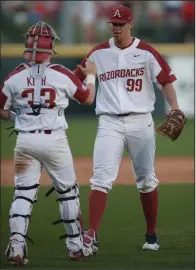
156,109 -> 187,141
23,21 -> 60,63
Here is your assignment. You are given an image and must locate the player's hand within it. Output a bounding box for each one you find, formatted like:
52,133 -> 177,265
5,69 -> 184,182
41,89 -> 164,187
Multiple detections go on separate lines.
77,59 -> 96,76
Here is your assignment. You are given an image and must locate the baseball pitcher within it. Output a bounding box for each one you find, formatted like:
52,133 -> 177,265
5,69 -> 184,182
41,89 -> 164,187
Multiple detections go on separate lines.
0,21 -> 97,265
74,5 -> 186,253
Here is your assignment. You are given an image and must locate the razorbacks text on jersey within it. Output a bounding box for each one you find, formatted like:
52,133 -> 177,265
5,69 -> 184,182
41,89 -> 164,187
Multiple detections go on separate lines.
74,37 -> 177,115
0,63 -> 90,131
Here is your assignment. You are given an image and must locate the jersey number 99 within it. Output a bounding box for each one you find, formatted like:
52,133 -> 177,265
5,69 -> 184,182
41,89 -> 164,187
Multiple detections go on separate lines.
126,78 -> 142,92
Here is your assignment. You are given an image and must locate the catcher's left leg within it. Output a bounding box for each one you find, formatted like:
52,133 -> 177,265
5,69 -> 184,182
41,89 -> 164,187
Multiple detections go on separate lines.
43,135 -> 93,260
125,113 -> 160,251
5,150 -> 41,265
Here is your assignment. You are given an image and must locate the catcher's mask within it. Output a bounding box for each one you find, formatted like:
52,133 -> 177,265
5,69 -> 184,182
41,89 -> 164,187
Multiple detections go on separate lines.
23,21 -> 60,63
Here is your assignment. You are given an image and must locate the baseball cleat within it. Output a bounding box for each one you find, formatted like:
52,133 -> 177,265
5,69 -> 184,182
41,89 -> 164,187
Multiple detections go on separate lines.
70,247 -> 93,261
142,232 -> 160,251
83,229 -> 99,254
5,240 -> 28,266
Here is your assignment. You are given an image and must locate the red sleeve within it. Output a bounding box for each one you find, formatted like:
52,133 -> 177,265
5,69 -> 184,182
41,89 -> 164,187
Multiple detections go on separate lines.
73,86 -> 90,104
151,49 -> 177,87
137,40 -> 177,88
0,64 -> 27,109
73,58 -> 88,83
0,85 -> 8,109
50,65 -> 90,103
73,41 -> 110,82
5,64 -> 27,82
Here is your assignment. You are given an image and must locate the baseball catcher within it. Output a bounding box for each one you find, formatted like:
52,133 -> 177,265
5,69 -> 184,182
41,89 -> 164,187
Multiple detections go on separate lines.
0,21 -> 97,265
156,109 -> 187,141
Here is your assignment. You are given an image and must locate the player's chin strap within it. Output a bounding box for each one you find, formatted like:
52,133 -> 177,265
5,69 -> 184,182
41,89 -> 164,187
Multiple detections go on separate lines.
31,63 -> 48,115
45,183 -> 81,240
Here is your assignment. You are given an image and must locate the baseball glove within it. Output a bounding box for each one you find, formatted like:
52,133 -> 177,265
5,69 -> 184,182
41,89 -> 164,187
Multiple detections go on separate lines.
156,109 -> 187,141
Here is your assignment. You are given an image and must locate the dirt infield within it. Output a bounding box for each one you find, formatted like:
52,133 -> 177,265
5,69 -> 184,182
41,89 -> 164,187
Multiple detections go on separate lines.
1,157 -> 194,186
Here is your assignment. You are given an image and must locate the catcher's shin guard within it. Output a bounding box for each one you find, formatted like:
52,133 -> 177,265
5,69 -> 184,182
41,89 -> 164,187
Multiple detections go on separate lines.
9,184 -> 40,243
52,184 -> 91,254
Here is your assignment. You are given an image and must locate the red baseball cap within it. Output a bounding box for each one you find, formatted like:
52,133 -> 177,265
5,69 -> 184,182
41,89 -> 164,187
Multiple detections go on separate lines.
107,5 -> 133,24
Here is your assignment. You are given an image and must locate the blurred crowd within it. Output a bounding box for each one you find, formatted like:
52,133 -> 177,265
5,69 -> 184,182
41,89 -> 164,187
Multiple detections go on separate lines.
1,0 -> 195,44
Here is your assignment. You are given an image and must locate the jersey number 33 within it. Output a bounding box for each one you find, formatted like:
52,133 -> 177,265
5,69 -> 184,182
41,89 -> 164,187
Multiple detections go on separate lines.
21,88 -> 56,108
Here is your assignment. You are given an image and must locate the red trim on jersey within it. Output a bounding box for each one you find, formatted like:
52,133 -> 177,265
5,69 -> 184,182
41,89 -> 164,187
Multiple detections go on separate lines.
137,40 -> 177,87
73,87 -> 90,104
4,65 -> 27,82
0,85 -> 8,110
73,41 -> 110,82
50,65 -> 90,103
1,65 -> 27,109
121,38 -> 135,50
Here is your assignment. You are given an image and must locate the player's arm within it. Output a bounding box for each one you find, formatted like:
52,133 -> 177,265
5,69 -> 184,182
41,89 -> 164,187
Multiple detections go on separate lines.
76,59 -> 96,104
52,60 -> 96,105
149,48 -> 179,110
73,57 -> 88,83
0,83 -> 14,121
73,47 -> 95,83
162,83 -> 179,110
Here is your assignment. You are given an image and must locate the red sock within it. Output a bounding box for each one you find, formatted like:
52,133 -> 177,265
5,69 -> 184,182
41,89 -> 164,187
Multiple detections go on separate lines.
140,187 -> 158,235
88,190 -> 107,233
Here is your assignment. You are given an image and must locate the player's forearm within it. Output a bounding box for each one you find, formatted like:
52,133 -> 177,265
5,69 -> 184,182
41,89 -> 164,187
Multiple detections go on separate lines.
0,110 -> 16,121
0,109 -> 10,120
73,67 -> 86,83
85,84 -> 96,104
84,74 -> 96,104
162,83 -> 179,110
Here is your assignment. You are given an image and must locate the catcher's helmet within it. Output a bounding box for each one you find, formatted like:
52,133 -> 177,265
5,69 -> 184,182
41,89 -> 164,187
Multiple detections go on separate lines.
23,21 -> 60,63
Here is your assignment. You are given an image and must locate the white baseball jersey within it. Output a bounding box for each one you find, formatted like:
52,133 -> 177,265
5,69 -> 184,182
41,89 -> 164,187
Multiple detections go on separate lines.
0,63 -> 89,131
74,37 -> 177,115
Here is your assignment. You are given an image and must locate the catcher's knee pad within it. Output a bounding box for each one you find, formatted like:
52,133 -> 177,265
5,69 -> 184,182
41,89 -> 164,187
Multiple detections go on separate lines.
136,175 -> 159,193
9,184 -> 39,241
52,183 -> 84,252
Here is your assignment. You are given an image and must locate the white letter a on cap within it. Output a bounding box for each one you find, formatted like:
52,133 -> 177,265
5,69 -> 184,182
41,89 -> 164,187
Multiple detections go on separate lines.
113,9 -> 121,18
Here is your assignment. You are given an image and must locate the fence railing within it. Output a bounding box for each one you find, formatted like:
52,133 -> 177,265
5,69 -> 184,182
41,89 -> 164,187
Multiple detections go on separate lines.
1,43 -> 194,57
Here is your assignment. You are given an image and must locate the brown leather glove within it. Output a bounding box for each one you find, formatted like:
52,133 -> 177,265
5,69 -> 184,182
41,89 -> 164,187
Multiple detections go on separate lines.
156,109 -> 187,141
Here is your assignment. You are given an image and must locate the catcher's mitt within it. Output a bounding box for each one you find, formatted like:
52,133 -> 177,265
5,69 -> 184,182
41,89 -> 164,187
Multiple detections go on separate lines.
156,109 -> 187,141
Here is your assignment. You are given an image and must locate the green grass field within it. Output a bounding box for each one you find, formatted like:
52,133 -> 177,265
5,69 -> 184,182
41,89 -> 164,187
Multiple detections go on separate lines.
0,118 -> 194,159
1,118 -> 194,269
0,185 -> 194,269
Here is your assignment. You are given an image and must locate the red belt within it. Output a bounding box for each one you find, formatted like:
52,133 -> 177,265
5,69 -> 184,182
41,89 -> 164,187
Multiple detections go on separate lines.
29,130 -> 52,134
